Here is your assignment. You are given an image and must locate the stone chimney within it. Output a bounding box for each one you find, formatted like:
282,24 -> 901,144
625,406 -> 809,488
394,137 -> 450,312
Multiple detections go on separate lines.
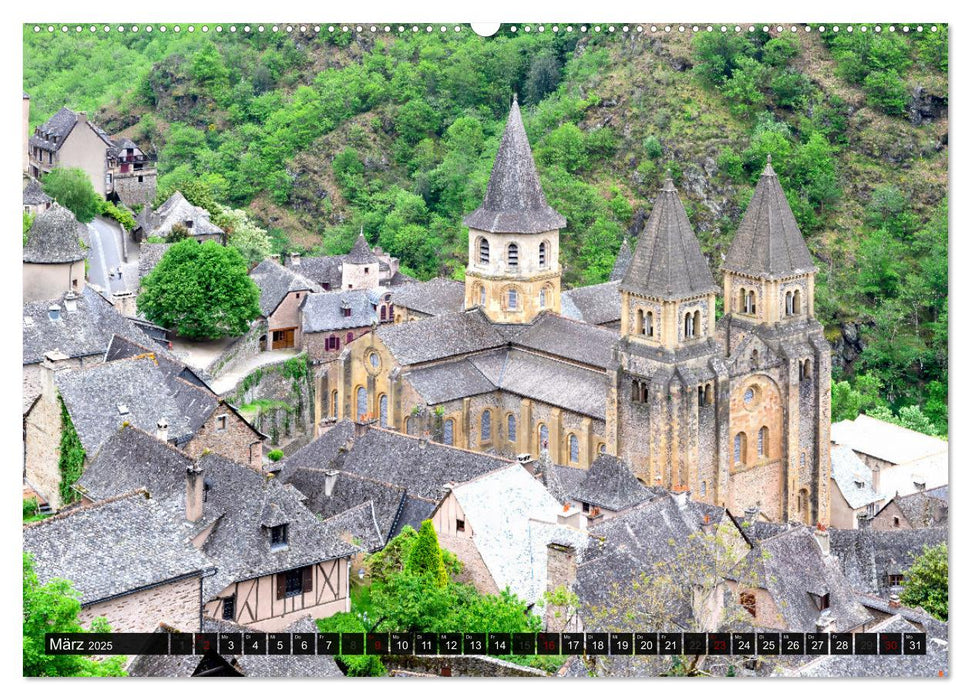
557,504 -> 586,531
324,469 -> 339,498
857,512 -> 872,530
156,418 -> 169,443
546,542 -> 577,595
815,609 -> 836,633
77,111 -> 87,124
186,464 -> 204,522
744,505 -> 759,523
889,593 -> 902,609
814,525 -> 830,556
63,292 -> 78,313
291,252 -> 301,266
353,421 -> 369,438
39,355 -> 68,401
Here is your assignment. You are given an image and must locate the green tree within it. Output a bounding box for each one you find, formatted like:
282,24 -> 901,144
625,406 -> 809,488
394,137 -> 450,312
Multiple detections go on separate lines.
900,543 -> 947,621
23,211 -> 33,245
217,206 -> 273,265
41,168 -> 100,223
57,396 -> 86,506
138,239 -> 261,339
165,222 -> 191,243
863,70 -> 909,116
23,554 -> 126,677
406,520 -> 449,588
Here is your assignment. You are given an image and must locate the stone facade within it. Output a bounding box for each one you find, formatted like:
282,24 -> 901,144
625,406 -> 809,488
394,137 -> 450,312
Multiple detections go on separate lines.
184,404 -> 264,472
23,364 -> 67,509
112,170 -> 157,207
303,326 -> 373,364
80,575 -> 203,633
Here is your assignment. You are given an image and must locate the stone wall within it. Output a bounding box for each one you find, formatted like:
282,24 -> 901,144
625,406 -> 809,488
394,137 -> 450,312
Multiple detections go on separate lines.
80,575 -> 202,633
208,319 -> 268,379
24,388 -> 64,509
113,171 -> 157,207
224,355 -> 315,450
184,403 -> 264,471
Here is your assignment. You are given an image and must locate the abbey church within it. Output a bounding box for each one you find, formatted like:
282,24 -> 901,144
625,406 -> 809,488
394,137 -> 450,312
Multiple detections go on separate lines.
322,97 -> 831,527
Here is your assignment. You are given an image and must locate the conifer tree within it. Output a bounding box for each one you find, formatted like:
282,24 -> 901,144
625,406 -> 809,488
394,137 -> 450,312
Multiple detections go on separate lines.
406,520 -> 449,588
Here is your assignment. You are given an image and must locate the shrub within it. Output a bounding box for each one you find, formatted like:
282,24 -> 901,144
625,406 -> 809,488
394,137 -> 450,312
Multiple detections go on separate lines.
267,449 -> 284,462
643,135 -> 663,160
863,69 -> 909,116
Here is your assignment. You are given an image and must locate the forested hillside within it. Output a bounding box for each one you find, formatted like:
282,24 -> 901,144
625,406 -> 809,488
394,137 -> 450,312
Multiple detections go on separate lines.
23,24 -> 948,432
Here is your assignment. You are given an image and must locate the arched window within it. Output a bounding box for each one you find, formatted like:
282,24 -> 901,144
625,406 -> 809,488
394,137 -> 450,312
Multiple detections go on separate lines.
569,434 -> 580,463
802,359 -> 812,380
479,285 -> 486,307
346,332 -> 355,344
379,394 -> 389,427
598,443 -> 607,455
750,349 -> 759,369
748,290 -> 756,315
380,306 -> 387,321
356,387 -> 367,421
698,386 -> 705,405
684,312 -> 695,339
539,240 -> 548,268
704,383 -> 713,405
507,243 -> 519,268
405,416 -> 414,435
539,288 -> 547,309
636,308 -> 645,335
693,310 -> 701,336
646,311 -> 654,337
785,291 -> 793,316
481,410 -> 492,442
797,488 -> 810,524
331,390 -> 338,418
443,418 -> 454,446
734,432 -> 747,465
539,423 -> 549,451
758,426 -> 767,457
478,237 -> 490,264
507,414 -> 517,442
700,481 -> 707,497
507,288 -> 519,310
793,289 -> 802,315
738,288 -> 746,313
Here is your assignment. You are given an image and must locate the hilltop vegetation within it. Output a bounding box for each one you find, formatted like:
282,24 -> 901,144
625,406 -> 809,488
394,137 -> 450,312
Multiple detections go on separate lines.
24,24 -> 948,430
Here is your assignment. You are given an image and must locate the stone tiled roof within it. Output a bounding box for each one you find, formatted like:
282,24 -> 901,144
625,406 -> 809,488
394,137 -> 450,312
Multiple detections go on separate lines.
560,281 -> 621,326
390,277 -> 466,317
129,616 -> 344,677
794,615 -> 947,677
285,255 -> 343,289
621,178 -> 719,301
158,453 -> 357,600
23,178 -> 52,206
831,414 -> 947,465
346,233 -> 379,264
301,289 -> 377,333
890,489 -> 948,528
29,107 -> 78,150
376,309 -> 506,365
319,501 -> 385,553
76,425 -> 194,502
723,158 -> 817,279
55,357 -> 199,455
250,258 -> 323,317
146,192 -> 224,239
138,242 -> 172,280
572,454 -> 652,511
403,359 -> 497,404
486,350 -> 607,419
829,526 -> 947,597
462,97 -> 566,234
23,203 -> 86,264
729,527 -> 872,632
609,238 -> 632,281
510,312 -> 619,369
446,464 -> 591,605
23,491 -> 212,605
831,444 -> 883,510
391,495 -> 438,538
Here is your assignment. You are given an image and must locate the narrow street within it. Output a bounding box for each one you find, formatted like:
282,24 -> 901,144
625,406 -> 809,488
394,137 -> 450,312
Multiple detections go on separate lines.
86,216 -> 139,294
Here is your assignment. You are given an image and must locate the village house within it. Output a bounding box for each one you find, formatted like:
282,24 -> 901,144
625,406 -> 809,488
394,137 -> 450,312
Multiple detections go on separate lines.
299,288 -> 385,364
250,258 -> 322,352
390,277 -> 466,323
23,177 -> 52,216
27,106 -> 157,205
133,191 -> 225,244
283,235 -> 407,291
326,98 -> 833,526
829,444 -> 884,529
831,414 -> 948,501
22,203 -> 86,303
23,490 -> 213,634
870,485 -> 948,530
542,452 -> 656,520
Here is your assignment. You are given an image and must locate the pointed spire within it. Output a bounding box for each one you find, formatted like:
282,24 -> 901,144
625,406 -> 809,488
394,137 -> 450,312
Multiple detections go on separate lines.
347,232 -> 378,265
723,157 -> 816,279
620,180 -> 718,300
462,98 -> 566,234
609,237 -> 633,281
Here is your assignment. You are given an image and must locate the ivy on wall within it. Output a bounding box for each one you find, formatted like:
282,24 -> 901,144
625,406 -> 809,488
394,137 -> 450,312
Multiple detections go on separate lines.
57,396 -> 86,505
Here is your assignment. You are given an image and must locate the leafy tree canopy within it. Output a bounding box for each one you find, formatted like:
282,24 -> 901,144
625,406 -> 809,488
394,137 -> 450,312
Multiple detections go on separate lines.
137,239 -> 261,339
900,543 -> 947,621
41,167 -> 101,223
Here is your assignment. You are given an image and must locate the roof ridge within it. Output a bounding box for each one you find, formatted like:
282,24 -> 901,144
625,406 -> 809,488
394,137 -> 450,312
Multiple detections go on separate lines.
110,423 -> 193,459
23,488 -> 150,529
366,424 -> 517,462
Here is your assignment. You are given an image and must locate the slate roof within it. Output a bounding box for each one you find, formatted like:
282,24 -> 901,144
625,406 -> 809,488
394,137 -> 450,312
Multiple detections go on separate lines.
146,192 -> 224,239
560,281 -> 621,326
76,425 -> 195,502
55,356 -> 200,455
462,97 -> 566,234
23,203 -> 86,264
794,615 -> 947,677
376,309 -> 506,365
831,414 -> 948,465
285,255 -> 343,289
318,501 -> 386,553
158,453 -> 357,600
890,489 -> 948,528
484,350 -> 608,419
620,178 -> 719,301
572,454 -> 652,511
23,178 -> 52,206
390,277 -> 466,317
609,238 -> 633,281
831,444 -> 883,510
301,289 -> 378,333
29,107 -> 79,150
138,242 -> 172,280
23,491 -> 212,605
509,312 -> 619,369
404,359 -> 496,404
829,526 -> 947,597
729,527 -> 872,632
346,233 -> 379,264
723,157 -> 817,279
129,617 -> 344,677
249,258 -> 323,317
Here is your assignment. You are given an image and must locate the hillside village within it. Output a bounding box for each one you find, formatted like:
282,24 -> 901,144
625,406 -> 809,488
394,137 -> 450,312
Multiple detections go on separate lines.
22,79 -> 947,677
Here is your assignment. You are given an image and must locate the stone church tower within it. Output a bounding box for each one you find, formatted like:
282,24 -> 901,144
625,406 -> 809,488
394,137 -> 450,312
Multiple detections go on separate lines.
463,96 -> 566,324
606,160 -> 832,526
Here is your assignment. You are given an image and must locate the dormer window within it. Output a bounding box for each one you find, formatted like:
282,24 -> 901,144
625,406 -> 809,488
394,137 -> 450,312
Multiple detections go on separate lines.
810,592 -> 830,611
914,481 -> 926,491
270,524 -> 289,551
185,220 -> 194,229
